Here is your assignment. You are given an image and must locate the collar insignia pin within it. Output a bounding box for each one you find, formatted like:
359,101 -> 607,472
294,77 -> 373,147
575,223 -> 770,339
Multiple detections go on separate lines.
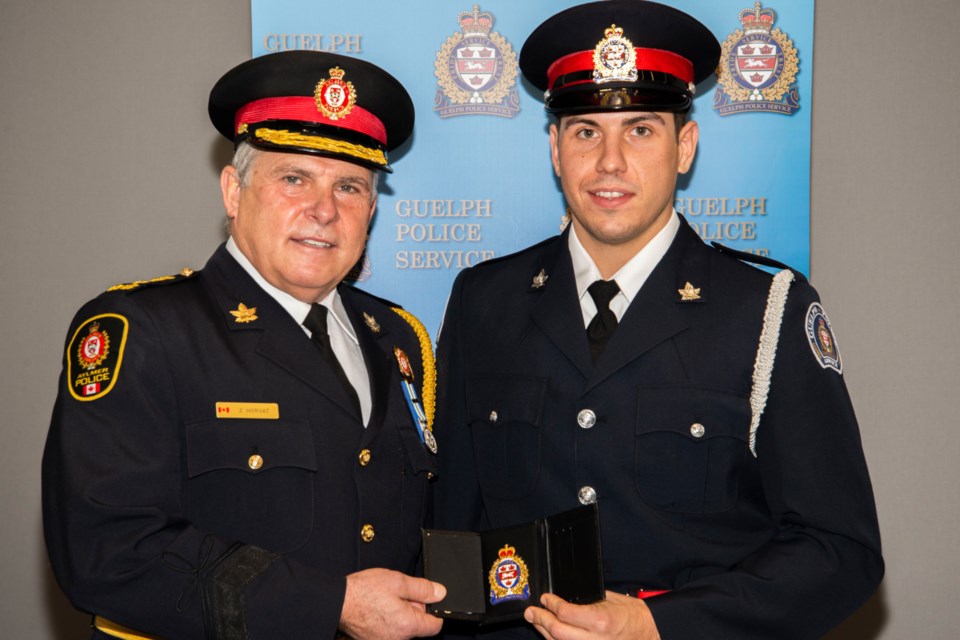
531,269 -> 549,289
363,312 -> 380,333
230,302 -> 258,323
678,282 -> 701,301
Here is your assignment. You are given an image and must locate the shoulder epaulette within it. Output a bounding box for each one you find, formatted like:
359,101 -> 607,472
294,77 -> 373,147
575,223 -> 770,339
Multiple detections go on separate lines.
346,284 -> 401,310
106,267 -> 198,292
711,242 -> 807,282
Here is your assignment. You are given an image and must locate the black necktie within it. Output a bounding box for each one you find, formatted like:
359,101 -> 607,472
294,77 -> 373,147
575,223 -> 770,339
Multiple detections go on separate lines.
303,304 -> 361,416
586,279 -> 620,363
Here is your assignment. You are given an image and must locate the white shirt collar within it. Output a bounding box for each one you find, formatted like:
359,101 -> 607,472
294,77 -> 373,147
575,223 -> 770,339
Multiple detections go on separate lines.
225,237 -> 358,345
568,211 -> 680,321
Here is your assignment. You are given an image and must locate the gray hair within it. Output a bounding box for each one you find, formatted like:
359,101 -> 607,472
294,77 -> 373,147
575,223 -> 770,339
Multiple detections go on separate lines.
230,142 -> 379,200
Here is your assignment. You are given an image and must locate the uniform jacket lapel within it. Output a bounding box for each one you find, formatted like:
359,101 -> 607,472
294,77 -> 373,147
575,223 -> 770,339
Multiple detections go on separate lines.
586,218 -> 709,390
339,284 -> 393,439
201,244 -> 363,418
530,232 -> 595,379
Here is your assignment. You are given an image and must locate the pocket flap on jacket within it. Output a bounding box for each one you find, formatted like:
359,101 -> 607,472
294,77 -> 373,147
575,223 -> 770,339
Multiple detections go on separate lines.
635,387 -> 750,442
466,374 -> 548,426
186,419 -> 317,477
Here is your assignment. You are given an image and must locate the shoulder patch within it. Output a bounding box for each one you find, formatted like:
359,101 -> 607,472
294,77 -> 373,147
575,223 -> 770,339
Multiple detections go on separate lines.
67,313 -> 129,401
107,267 -> 197,293
805,302 -> 842,374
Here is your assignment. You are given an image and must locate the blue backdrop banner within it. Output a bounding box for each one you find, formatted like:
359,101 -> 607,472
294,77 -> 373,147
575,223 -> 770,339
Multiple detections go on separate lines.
251,0 -> 814,336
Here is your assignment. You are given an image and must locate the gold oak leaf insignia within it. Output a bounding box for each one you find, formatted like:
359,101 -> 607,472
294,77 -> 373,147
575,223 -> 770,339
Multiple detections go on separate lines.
678,282 -> 701,301
531,269 -> 549,289
230,303 -> 258,323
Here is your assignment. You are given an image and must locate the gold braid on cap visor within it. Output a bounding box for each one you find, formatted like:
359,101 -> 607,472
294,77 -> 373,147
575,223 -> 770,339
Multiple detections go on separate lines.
254,128 -> 387,166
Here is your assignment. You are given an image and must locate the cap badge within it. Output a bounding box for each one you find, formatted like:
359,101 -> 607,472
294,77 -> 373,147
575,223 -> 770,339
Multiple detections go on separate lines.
363,312 -> 381,333
531,268 -> 549,289
230,302 -> 258,324
488,545 -> 531,605
678,282 -> 702,301
593,25 -> 638,84
315,67 -> 356,121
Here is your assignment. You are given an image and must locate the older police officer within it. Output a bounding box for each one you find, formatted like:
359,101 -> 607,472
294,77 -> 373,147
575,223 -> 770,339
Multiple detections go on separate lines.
43,51 -> 444,640
433,2 -> 883,639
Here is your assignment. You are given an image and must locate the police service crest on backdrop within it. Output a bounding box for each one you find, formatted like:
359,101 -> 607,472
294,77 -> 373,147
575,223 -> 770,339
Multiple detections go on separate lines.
434,5 -> 520,118
714,3 -> 800,116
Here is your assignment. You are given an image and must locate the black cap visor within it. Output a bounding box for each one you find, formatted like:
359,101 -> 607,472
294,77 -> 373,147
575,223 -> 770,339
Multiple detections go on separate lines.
546,82 -> 692,115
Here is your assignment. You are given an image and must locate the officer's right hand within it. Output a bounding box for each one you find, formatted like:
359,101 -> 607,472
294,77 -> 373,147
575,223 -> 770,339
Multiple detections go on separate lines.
339,568 -> 446,640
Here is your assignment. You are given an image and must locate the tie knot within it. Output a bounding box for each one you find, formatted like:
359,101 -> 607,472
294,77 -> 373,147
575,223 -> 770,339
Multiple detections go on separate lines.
588,279 -> 620,311
303,303 -> 329,336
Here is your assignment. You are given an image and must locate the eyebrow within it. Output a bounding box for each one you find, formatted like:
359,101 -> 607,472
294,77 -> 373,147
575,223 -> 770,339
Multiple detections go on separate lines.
269,165 -> 371,188
562,112 -> 666,129
337,174 -> 373,189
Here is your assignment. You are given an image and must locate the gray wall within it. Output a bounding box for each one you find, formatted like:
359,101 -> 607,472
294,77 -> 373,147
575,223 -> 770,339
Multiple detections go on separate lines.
2,0 -> 956,638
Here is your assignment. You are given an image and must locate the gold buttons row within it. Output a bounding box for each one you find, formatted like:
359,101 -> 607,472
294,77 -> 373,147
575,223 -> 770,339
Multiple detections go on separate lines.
248,449 -> 375,471
359,448 -> 375,542
361,523 -> 375,542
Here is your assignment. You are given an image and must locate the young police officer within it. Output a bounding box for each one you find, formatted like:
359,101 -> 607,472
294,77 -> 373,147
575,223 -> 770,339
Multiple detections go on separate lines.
434,2 -> 883,638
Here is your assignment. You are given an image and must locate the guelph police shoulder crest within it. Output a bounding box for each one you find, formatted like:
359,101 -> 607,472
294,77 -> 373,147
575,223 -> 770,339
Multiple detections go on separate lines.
713,3 -> 800,116
805,302 -> 842,374
434,5 -> 520,118
67,313 -> 129,401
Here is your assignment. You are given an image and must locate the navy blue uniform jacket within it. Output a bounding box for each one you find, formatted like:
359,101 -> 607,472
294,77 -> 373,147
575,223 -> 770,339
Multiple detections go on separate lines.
43,244 -> 437,639
433,219 -> 882,639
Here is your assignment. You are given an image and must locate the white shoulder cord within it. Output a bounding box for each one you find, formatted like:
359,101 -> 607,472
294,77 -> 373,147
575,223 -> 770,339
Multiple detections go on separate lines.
748,269 -> 795,457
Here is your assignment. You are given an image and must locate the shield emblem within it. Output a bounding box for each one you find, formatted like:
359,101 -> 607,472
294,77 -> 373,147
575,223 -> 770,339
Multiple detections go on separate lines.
455,44 -> 498,91
735,42 -> 779,89
496,560 -> 519,589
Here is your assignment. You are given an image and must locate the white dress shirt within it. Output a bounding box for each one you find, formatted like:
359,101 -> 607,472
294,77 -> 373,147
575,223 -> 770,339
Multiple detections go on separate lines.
568,210 -> 680,328
226,237 -> 372,425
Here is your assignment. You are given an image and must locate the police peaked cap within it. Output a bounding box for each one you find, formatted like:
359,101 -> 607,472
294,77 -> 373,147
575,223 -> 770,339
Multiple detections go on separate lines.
520,0 -> 720,114
209,51 -> 414,172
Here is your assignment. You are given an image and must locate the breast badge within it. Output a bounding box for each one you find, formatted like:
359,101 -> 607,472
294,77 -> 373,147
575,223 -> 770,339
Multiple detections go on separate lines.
67,314 -> 128,401
394,346 -> 437,454
488,545 -> 530,605
434,5 -> 520,118
805,302 -> 842,373
713,3 -> 800,116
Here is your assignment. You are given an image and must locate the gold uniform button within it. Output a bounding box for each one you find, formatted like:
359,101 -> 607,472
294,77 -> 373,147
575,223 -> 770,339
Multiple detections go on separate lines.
361,524 -> 375,542
358,449 -> 372,466
248,454 -> 264,470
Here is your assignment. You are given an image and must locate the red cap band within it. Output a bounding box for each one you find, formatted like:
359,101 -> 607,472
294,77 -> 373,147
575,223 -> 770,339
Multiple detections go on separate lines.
234,96 -> 387,145
547,47 -> 694,91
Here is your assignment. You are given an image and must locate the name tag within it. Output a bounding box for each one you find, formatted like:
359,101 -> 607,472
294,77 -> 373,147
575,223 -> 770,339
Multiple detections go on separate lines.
215,402 -> 280,420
